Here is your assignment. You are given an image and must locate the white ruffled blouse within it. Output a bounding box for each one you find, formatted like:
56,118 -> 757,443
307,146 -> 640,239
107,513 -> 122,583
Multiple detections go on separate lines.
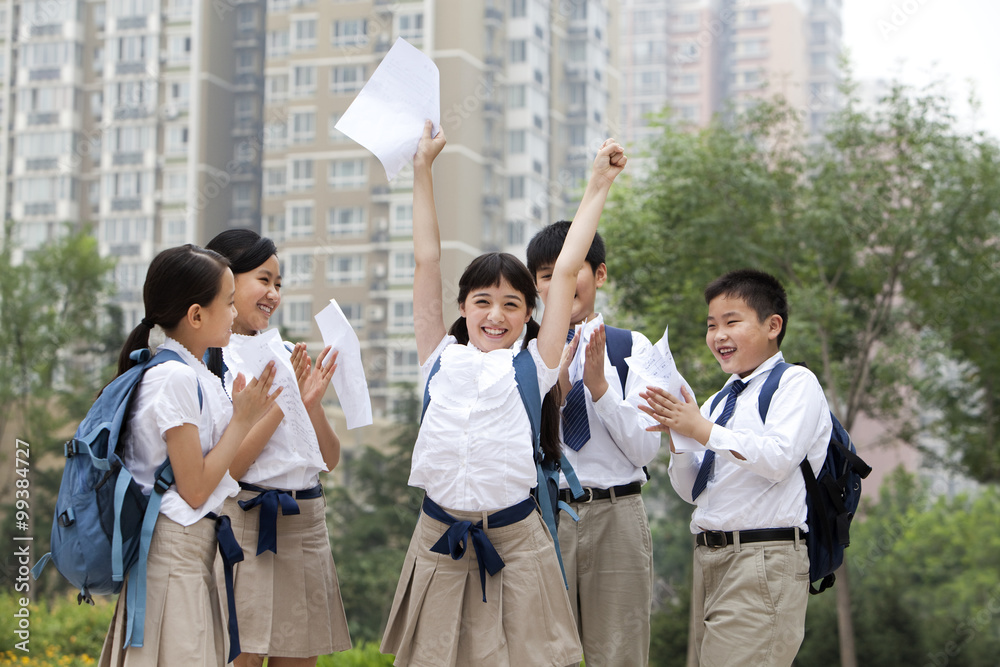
408,335 -> 559,512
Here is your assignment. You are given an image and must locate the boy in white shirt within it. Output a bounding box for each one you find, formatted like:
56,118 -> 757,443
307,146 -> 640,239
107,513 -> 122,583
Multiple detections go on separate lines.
640,268 -> 831,666
527,222 -> 661,666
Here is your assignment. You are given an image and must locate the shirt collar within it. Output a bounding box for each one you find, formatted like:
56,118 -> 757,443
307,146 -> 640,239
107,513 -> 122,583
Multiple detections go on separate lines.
726,351 -> 785,389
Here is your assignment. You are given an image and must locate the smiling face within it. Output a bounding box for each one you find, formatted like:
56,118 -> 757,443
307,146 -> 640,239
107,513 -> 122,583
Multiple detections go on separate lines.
534,261 -> 607,326
706,293 -> 782,378
200,268 -> 238,348
459,278 -> 533,352
232,254 -> 281,335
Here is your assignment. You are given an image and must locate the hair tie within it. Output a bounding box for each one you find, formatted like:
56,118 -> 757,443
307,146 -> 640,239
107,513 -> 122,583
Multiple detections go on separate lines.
141,317 -> 155,329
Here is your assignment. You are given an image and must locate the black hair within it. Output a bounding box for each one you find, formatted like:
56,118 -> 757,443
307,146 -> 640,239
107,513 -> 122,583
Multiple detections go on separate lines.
704,268 -> 788,347
203,229 -> 279,378
447,252 -> 562,462
116,245 -> 230,376
525,220 -> 606,278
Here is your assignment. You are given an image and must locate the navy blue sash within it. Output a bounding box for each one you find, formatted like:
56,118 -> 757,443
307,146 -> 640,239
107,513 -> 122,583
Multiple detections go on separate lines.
237,482 -> 323,555
421,496 -> 537,603
206,512 -> 243,663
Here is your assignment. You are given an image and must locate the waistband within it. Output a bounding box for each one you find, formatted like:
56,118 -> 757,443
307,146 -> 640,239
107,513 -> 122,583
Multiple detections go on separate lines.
237,482 -> 324,556
696,527 -> 799,548
421,495 -> 537,603
559,481 -> 642,504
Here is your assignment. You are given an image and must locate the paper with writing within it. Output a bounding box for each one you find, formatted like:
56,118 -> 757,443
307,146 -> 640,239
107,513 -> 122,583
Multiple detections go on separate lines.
223,330 -> 322,458
625,326 -> 702,454
334,37 -> 440,181
315,299 -> 373,429
567,314 -> 605,385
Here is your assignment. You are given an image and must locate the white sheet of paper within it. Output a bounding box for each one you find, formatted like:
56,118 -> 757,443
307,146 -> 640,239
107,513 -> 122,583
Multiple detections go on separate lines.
222,330 -> 322,457
315,299 -> 373,430
625,326 -> 703,454
334,37 -> 440,181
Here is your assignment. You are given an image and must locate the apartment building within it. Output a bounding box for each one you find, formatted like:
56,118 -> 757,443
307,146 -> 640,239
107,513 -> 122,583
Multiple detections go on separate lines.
618,0 -> 842,145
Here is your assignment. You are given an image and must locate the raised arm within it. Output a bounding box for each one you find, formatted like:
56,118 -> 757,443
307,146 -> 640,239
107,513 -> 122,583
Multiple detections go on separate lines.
412,120 -> 448,364
536,139 -> 626,367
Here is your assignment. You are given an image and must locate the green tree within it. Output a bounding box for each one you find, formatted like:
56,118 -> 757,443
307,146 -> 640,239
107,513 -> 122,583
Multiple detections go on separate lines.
604,76 -> 1000,665
327,386 -> 423,644
0,222 -> 119,593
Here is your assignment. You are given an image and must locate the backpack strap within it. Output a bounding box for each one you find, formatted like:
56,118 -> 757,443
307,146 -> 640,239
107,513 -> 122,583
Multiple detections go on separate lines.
420,355 -> 442,424
757,361 -> 792,422
603,325 -> 633,395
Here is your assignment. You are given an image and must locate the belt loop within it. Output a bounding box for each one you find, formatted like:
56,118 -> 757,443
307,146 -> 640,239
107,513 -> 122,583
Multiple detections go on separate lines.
733,529 -> 741,553
794,526 -> 800,550
609,486 -> 617,504
482,510 -> 489,531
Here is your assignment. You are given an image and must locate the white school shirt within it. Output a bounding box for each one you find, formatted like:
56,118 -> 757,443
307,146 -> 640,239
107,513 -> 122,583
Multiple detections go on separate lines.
559,328 -> 661,489
667,352 -> 832,534
123,337 -> 240,526
408,335 -> 560,512
221,333 -> 327,491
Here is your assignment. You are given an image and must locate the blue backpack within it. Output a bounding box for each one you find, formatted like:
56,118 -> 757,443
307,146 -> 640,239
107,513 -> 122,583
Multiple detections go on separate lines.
421,348 -> 585,583
32,348 -> 201,646
711,361 -> 872,594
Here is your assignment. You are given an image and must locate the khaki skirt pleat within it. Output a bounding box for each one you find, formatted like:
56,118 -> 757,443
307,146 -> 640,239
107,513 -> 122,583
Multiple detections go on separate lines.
380,503 -> 582,667
99,514 -> 226,667
224,489 -> 351,658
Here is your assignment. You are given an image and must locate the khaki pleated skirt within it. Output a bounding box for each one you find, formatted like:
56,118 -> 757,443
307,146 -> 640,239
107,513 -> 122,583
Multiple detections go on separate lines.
380,502 -> 582,667
100,514 -> 226,667
223,489 -> 352,658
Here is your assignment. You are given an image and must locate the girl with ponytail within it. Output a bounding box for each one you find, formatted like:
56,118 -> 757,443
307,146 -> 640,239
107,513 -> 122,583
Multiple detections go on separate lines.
380,122 -> 627,666
101,244 -> 280,666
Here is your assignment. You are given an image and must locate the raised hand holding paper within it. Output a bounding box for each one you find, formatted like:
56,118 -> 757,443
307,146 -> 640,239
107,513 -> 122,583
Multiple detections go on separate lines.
334,37 -> 440,181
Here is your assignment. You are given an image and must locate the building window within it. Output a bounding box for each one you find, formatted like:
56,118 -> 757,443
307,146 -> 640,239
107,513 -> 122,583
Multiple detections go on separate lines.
165,126 -> 188,154
328,113 -> 349,143
284,252 -> 313,286
267,30 -> 289,58
266,74 -> 289,101
280,297 -> 314,334
328,206 -> 366,237
330,65 -> 365,94
390,349 -> 420,381
292,66 -> 316,96
164,172 -> 186,200
508,84 -> 526,109
508,130 -> 526,154
390,202 -> 413,236
264,166 -> 286,195
389,299 -> 414,331
389,250 -> 415,283
326,255 -> 365,285
292,18 -> 317,50
397,13 -> 423,41
328,159 -> 366,189
289,159 -> 314,191
332,19 -> 367,47
286,203 -> 314,237
510,39 -> 527,63
508,176 -> 525,200
511,0 -> 526,18
290,110 -> 315,143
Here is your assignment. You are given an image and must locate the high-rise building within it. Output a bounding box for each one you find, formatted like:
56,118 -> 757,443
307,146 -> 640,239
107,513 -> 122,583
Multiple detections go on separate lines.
618,0 -> 842,146
1,0 -> 266,328
263,0 -> 617,418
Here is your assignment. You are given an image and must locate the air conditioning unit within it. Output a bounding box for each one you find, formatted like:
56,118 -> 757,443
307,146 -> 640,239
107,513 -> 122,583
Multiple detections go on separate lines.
163,105 -> 178,119
374,263 -> 387,278
367,305 -> 385,322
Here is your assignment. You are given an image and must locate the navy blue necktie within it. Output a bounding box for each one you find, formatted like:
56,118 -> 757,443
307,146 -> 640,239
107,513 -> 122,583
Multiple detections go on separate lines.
562,328 -> 591,451
691,379 -> 747,500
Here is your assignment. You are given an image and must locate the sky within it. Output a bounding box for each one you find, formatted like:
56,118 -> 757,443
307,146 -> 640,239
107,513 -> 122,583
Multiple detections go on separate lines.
842,0 -> 1000,140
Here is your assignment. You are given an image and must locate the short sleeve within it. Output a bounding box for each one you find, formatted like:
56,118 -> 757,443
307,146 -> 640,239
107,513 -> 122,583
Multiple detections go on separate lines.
142,362 -> 203,439
527,338 -> 559,394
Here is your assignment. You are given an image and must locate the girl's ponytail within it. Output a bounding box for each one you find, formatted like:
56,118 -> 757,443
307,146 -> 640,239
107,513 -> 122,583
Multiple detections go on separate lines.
523,317 -> 563,463
116,320 -> 154,377
447,316 -> 470,345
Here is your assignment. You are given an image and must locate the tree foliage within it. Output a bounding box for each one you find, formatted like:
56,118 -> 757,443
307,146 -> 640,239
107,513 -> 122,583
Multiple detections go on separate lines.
605,78 -> 1000,482
327,386 -> 423,644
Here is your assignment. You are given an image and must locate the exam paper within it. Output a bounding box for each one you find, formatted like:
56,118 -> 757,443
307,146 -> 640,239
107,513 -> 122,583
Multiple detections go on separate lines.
335,37 -> 440,181
222,330 -> 322,457
567,314 -> 605,384
315,299 -> 373,430
624,326 -> 702,454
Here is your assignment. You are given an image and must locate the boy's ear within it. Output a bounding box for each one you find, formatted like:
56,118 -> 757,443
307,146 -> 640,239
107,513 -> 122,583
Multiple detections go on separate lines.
766,314 -> 783,341
595,262 -> 608,288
